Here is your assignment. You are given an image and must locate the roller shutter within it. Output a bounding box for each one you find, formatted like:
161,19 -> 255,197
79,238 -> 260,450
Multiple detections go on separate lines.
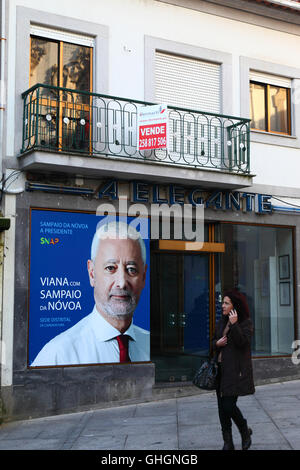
30,24 -> 95,47
155,51 -> 222,113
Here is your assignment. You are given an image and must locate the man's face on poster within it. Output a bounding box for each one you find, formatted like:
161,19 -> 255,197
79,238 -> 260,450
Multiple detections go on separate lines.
87,237 -> 147,319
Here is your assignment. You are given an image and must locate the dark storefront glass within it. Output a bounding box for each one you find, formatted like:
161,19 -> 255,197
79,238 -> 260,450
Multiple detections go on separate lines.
150,223 -> 211,382
151,252 -> 210,382
218,224 -> 295,356
151,221 -> 295,383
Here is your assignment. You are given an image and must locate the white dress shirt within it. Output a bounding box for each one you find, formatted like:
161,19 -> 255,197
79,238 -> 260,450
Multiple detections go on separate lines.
31,306 -> 150,366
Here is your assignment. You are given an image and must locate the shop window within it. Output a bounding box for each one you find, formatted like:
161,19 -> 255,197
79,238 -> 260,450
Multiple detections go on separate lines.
218,224 -> 295,357
250,78 -> 291,135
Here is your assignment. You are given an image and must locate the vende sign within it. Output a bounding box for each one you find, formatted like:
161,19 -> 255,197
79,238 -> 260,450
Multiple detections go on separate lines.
137,104 -> 168,151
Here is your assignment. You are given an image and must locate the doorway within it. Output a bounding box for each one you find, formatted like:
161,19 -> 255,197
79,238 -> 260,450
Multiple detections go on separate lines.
151,252 -> 212,382
29,35 -> 93,152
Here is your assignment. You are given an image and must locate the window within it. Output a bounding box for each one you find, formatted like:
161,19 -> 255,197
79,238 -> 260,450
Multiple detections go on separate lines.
155,52 -> 221,113
154,51 -> 224,166
250,74 -> 291,135
29,33 -> 93,150
30,35 -> 92,99
217,223 -> 295,356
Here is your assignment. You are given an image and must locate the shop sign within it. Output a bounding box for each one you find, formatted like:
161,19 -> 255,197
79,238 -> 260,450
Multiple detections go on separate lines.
99,180 -> 273,214
25,180 -> 273,214
137,104 -> 168,151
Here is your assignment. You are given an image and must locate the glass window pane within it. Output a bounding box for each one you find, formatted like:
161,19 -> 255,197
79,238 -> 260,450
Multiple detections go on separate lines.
219,224 -> 294,356
150,251 -> 210,382
269,86 -> 289,134
30,37 -> 58,87
250,82 -> 266,131
184,254 -> 210,356
62,43 -> 91,92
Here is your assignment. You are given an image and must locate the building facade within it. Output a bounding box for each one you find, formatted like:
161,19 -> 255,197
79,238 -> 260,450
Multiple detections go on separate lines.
1,0 -> 300,419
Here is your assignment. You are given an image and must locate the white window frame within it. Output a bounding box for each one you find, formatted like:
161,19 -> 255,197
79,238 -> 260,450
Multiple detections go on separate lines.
144,36 -> 233,116
249,70 -> 292,136
14,6 -> 109,157
240,56 -> 300,148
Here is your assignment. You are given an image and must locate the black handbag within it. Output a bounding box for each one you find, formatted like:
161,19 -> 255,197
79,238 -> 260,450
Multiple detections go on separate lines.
192,358 -> 218,390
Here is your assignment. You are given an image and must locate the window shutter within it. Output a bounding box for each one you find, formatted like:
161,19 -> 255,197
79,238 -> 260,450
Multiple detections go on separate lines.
30,24 -> 95,48
250,71 -> 291,89
155,52 -> 222,113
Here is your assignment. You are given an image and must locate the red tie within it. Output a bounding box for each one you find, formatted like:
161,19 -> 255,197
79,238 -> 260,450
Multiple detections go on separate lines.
116,335 -> 131,363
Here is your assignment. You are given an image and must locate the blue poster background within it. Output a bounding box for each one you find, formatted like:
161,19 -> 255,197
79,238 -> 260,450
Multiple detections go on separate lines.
28,209 -> 150,366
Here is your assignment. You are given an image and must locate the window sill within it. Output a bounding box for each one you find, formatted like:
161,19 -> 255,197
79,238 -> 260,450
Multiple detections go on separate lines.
251,129 -> 297,139
250,129 -> 299,149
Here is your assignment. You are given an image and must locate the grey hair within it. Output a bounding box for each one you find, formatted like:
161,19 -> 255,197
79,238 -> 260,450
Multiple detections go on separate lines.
90,220 -> 147,265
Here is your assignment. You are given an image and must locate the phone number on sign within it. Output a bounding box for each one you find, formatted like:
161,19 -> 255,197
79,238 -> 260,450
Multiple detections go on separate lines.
139,137 -> 167,149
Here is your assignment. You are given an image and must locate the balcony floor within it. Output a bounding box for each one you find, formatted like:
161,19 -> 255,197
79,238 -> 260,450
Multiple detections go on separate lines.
18,149 -> 254,189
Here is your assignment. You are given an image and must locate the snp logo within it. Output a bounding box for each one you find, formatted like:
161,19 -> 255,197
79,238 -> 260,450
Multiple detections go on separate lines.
40,237 -> 59,246
291,340 -> 300,365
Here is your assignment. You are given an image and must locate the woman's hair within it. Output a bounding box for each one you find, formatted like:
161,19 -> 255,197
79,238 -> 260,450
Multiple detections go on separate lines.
223,289 -> 250,322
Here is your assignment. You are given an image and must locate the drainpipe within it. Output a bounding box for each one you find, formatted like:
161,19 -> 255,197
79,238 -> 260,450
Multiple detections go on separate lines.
0,0 -> 5,180
0,0 -> 5,412
0,2 -> 24,413
0,0 -> 14,412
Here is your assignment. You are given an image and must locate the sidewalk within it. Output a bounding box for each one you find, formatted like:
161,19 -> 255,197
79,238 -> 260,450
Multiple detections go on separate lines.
0,380 -> 300,451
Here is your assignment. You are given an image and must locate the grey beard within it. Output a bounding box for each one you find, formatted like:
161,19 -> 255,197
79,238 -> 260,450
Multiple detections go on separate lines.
102,292 -> 137,319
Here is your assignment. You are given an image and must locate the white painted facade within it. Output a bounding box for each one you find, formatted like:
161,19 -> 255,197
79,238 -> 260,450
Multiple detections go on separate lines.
1,0 -> 300,418
2,0 -> 300,193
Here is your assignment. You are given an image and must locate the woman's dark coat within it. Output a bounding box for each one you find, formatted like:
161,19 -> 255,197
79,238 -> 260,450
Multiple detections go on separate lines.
212,316 -> 255,397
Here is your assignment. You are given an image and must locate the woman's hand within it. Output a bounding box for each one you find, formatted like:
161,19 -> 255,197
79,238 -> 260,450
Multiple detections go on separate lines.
229,309 -> 238,325
216,336 -> 227,347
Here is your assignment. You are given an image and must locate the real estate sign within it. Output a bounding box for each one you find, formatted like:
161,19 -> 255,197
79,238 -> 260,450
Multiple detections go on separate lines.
137,104 -> 168,151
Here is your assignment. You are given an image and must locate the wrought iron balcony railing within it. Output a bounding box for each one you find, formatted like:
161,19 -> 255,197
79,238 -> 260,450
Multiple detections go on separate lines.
21,84 -> 250,174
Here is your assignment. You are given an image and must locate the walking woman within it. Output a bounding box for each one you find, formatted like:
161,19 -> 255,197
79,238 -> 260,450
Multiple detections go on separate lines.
212,289 -> 255,450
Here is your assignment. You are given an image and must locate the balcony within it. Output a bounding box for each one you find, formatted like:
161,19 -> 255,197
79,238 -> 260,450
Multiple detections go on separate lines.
19,84 -> 253,189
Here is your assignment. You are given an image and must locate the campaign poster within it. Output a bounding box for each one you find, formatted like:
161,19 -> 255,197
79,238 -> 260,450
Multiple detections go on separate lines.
28,209 -> 150,367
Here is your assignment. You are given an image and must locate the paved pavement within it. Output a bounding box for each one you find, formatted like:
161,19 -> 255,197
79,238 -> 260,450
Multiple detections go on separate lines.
0,379 -> 300,451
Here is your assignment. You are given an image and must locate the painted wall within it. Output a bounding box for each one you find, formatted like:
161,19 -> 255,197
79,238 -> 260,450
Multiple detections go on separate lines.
1,0 -> 300,419
4,0 -> 300,191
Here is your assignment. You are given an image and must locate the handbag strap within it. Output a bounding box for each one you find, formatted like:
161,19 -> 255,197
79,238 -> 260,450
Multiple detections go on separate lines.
211,351 -> 219,362
223,320 -> 230,336
215,320 -> 230,363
